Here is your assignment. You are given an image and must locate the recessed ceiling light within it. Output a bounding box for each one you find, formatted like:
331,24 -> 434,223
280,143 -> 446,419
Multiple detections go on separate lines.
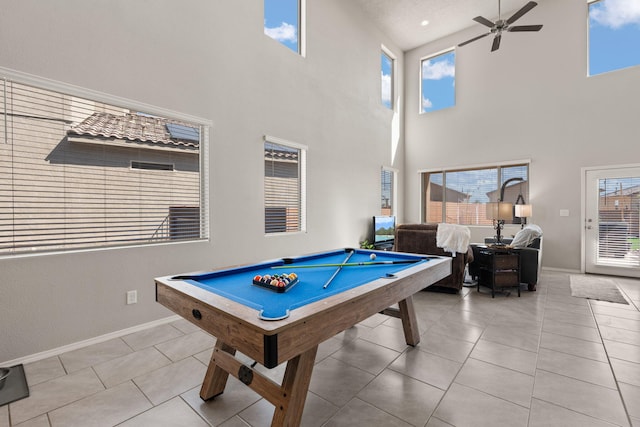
421,20 -> 429,26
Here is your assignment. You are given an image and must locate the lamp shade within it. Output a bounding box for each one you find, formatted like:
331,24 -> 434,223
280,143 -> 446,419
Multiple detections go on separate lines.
515,204 -> 533,218
486,202 -> 513,221
485,202 -> 498,220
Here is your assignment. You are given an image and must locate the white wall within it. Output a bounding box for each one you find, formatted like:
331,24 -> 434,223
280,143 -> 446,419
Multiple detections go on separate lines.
403,0 -> 640,271
0,0 -> 403,363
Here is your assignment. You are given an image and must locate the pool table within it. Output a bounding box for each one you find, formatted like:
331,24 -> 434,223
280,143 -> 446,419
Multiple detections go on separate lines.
155,248 -> 450,426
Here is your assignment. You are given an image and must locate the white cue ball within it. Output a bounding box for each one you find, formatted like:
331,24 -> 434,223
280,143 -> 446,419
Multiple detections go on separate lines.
370,253 -> 376,260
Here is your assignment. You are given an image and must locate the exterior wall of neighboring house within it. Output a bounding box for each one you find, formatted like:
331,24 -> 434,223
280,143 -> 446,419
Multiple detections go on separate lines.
0,81 -> 200,254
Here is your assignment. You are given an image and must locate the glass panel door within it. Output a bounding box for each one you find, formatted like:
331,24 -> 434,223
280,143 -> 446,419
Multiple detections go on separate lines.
585,167 -> 640,276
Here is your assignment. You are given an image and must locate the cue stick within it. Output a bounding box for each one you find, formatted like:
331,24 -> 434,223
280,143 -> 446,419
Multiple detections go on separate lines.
271,259 -> 424,270
322,249 -> 355,289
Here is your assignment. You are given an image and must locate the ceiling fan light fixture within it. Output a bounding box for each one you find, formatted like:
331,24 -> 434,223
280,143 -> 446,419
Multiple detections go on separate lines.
458,0 -> 543,52
420,20 -> 429,27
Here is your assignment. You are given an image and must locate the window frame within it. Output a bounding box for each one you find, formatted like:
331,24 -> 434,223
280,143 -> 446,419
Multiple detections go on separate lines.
420,160 -> 530,225
419,48 -> 456,114
131,161 -> 175,171
381,166 -> 397,216
263,135 -> 307,235
0,66 -> 211,257
263,0 -> 306,56
381,46 -> 395,110
587,0 -> 640,77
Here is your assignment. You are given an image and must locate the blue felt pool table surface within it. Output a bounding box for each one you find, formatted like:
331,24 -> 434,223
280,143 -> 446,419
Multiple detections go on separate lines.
172,248 -> 430,320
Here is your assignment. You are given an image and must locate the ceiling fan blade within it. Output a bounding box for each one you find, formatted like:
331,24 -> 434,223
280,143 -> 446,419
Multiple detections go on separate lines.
506,1 -> 538,25
473,16 -> 496,28
491,34 -> 502,52
508,24 -> 543,32
458,32 -> 491,47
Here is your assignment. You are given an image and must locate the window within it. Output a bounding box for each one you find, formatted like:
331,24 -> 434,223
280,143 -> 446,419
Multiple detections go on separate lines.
264,0 -> 303,54
422,163 -> 529,225
597,176 -> 640,265
420,49 -> 455,113
264,136 -> 306,234
131,161 -> 174,171
0,71 -> 209,256
381,167 -> 395,215
589,0 -> 640,76
381,49 -> 394,109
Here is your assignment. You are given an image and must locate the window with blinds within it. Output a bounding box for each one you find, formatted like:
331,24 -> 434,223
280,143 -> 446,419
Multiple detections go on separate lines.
264,137 -> 306,234
422,163 -> 529,225
0,74 -> 208,256
597,176 -> 640,265
381,168 -> 394,215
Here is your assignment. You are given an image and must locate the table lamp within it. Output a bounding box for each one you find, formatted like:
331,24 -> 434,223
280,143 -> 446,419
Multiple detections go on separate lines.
486,201 -> 513,244
515,204 -> 533,228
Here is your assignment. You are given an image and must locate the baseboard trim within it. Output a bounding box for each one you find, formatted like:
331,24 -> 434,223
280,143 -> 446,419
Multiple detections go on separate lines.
1,315 -> 181,367
542,266 -> 582,274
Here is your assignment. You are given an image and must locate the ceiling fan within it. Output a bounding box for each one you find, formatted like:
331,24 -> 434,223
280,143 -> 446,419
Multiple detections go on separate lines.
458,0 -> 543,52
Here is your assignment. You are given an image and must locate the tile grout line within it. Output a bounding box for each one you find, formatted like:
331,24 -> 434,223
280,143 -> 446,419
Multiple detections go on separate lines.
586,298 -> 634,427
526,277 -> 549,427
533,275 -> 630,427
614,279 -> 640,312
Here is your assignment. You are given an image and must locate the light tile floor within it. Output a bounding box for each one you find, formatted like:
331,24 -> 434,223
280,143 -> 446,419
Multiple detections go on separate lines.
2,271 -> 640,426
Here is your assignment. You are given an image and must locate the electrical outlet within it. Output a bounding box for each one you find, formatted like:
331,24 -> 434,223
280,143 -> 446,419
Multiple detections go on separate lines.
126,290 -> 137,305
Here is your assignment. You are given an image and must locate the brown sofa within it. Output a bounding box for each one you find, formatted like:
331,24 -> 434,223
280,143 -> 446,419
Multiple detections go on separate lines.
394,223 -> 473,293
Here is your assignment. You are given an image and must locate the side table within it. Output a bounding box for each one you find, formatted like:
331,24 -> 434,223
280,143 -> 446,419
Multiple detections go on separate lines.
473,246 -> 520,297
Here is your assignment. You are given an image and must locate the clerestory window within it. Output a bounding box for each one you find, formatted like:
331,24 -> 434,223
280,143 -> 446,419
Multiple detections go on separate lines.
264,0 -> 305,55
588,0 -> 640,76
381,48 -> 394,109
420,49 -> 456,113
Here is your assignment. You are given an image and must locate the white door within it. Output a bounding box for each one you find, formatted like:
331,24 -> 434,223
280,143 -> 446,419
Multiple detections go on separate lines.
585,166 -> 640,277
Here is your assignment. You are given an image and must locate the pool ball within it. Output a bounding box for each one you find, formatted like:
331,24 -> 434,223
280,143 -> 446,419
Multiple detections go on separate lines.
370,253 -> 377,260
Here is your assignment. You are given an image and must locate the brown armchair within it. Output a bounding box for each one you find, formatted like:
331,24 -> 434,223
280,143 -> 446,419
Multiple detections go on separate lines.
394,223 -> 473,293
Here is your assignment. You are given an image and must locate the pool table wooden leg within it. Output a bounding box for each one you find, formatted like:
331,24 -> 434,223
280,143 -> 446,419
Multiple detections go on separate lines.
271,345 -> 318,427
200,339 -> 237,400
398,296 -> 420,346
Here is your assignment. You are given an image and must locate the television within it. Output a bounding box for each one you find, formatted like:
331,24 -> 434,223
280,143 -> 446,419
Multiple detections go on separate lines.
372,215 -> 396,248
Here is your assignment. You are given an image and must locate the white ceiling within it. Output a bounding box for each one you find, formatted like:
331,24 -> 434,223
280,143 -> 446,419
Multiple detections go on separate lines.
349,0 -> 545,51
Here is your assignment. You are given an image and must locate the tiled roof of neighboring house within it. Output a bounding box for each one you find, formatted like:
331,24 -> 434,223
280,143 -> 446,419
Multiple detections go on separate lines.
67,112 -> 199,150
264,142 -> 299,162
265,150 -> 299,161
603,185 -> 640,197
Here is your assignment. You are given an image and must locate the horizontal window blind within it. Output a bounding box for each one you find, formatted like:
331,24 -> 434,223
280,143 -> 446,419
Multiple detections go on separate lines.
264,139 -> 306,234
422,163 -> 528,225
0,75 -> 207,255
381,168 -> 393,215
597,177 -> 640,266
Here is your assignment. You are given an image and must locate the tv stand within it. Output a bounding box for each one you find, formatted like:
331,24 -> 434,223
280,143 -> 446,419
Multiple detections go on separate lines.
374,242 -> 394,251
